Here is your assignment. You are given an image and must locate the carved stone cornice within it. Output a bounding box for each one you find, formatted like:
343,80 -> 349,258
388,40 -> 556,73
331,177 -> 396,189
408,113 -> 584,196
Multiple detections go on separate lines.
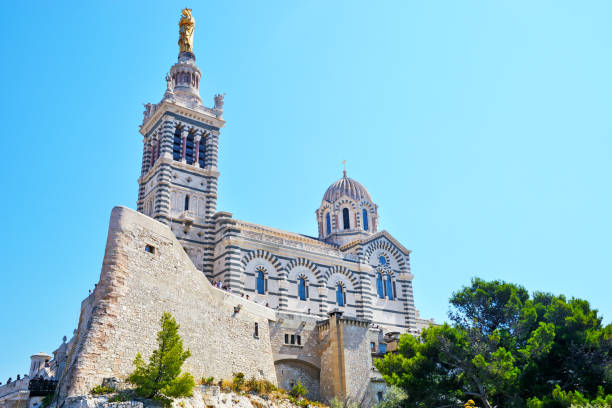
140,100 -> 226,135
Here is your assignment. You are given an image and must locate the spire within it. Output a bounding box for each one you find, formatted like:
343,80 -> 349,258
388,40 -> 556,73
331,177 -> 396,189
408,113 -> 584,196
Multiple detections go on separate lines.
342,160 -> 347,178
162,9 -> 202,105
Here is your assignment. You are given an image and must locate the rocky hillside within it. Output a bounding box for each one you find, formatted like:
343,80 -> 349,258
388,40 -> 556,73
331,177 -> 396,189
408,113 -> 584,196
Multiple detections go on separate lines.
61,385 -> 325,408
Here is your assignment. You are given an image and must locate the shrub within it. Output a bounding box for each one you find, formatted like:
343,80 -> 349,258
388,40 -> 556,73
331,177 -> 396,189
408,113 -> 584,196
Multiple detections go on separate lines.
329,397 -> 358,408
232,372 -> 245,391
108,392 -> 131,403
373,386 -> 408,408
245,377 -> 277,395
289,381 -> 308,399
90,385 -> 115,395
127,312 -> 195,401
220,379 -> 233,392
200,377 -> 215,386
90,385 -> 111,395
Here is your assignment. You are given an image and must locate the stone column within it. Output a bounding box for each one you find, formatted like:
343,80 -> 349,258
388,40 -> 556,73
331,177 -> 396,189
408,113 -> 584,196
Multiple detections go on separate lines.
193,132 -> 202,167
320,311 -> 346,402
153,117 -> 176,224
141,137 -> 151,176
159,117 -> 176,159
204,131 -> 219,170
318,286 -> 329,315
181,128 -> 189,163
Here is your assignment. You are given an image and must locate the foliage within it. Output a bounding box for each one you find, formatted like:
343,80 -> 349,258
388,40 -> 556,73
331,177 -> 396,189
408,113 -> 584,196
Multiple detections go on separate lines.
372,386 -> 407,408
289,381 -> 308,399
527,386 -> 612,408
127,312 -> 195,402
245,376 -> 277,394
220,379 -> 233,392
232,372 -> 245,391
375,278 -> 612,408
40,393 -> 54,408
199,376 -> 215,385
90,385 -> 115,395
107,391 -> 131,403
328,397 -> 358,408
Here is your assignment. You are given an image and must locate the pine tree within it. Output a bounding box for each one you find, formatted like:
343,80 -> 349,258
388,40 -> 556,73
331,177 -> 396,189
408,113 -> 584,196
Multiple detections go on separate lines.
128,312 -> 195,403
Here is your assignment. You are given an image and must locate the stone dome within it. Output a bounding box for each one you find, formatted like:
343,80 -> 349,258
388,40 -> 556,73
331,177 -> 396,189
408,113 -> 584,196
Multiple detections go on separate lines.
322,172 -> 372,203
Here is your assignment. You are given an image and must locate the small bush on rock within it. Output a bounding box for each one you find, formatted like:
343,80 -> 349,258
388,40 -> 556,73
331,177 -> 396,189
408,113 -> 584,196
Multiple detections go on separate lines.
108,391 -> 131,403
199,376 -> 214,386
232,372 -> 245,391
289,381 -> 308,399
90,385 -> 115,395
220,379 -> 233,392
245,377 -> 277,395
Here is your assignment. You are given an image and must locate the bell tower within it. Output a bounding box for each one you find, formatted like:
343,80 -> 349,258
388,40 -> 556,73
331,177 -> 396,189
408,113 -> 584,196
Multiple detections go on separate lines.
136,8 -> 225,276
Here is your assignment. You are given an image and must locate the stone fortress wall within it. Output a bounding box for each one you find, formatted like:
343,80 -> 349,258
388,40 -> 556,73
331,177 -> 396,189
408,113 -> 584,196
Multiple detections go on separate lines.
57,207 -> 277,400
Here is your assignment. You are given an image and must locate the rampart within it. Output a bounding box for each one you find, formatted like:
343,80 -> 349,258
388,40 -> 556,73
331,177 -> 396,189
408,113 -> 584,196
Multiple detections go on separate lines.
57,207 -> 277,399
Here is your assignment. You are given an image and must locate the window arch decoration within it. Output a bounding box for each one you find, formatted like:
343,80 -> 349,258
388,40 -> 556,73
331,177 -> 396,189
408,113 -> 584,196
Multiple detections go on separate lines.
286,258 -> 323,286
322,265 -> 359,289
364,240 -> 407,271
241,250 -> 282,272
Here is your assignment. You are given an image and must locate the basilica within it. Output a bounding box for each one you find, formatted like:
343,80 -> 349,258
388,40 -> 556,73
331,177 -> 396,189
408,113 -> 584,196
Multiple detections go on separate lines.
137,22 -> 419,336
0,9 -> 434,408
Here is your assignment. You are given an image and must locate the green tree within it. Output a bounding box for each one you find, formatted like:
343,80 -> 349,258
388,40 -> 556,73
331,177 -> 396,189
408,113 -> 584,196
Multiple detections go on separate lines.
375,278 -> 612,408
128,312 -> 195,403
372,386 -> 407,408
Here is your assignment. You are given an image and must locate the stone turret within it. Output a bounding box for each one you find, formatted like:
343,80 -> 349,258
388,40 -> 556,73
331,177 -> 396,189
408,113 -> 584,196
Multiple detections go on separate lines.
29,352 -> 50,377
167,52 -> 202,105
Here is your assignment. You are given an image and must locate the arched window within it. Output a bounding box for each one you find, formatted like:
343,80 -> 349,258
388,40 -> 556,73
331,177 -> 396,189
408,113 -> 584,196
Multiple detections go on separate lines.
172,127 -> 182,161
298,277 -> 308,300
325,213 -> 331,235
362,209 -> 369,231
186,131 -> 195,164
376,272 -> 384,299
336,283 -> 345,306
385,274 -> 394,300
342,208 -> 350,230
256,270 -> 265,294
184,195 -> 190,211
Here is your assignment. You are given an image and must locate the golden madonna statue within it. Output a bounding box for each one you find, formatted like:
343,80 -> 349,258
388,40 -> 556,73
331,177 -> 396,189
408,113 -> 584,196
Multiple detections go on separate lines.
178,8 -> 195,53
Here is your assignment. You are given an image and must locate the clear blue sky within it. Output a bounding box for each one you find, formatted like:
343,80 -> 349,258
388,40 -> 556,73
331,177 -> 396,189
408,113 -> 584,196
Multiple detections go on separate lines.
1,1 -> 611,381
